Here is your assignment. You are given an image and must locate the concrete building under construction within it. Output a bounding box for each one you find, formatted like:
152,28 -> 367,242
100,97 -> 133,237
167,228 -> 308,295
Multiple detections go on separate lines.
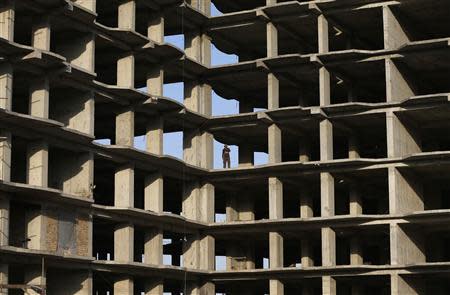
0,0 -> 450,294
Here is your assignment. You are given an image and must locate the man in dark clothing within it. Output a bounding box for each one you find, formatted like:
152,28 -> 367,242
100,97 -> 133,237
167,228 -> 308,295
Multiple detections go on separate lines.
222,144 -> 231,168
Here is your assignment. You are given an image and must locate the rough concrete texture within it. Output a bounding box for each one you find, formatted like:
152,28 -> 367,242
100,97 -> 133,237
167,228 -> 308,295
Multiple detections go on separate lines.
0,0 -> 449,294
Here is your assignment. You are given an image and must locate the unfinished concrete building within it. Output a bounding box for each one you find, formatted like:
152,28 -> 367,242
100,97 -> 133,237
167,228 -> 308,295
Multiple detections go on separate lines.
0,0 -> 450,294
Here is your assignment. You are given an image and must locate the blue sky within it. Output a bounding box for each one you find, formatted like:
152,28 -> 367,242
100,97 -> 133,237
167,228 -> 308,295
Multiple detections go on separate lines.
133,4 -> 269,168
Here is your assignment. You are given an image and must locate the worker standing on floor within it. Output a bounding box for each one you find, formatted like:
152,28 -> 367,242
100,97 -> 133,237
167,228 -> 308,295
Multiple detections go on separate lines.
222,144 -> 231,168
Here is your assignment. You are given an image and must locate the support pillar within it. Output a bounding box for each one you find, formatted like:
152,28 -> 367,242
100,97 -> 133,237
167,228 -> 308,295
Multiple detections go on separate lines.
115,109 -> 135,146
32,15 -> 51,51
322,276 -> 336,295
26,140 -> 48,187
115,163 -> 134,207
0,63 -> 13,110
0,1 -> 14,41
350,237 -> 363,265
383,6 -> 409,50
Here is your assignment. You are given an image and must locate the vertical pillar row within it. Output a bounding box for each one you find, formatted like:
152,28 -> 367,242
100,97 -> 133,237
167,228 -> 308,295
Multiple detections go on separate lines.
182,2 -> 215,294
318,14 -> 337,294
0,5 -> 14,286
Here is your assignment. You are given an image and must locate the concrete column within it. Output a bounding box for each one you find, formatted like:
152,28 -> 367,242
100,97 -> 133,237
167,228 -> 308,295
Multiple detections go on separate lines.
390,224 -> 425,265
26,208 -> 46,250
29,78 -> 49,118
348,135 -> 360,159
118,0 -> 136,30
117,54 -> 135,88
268,74 -> 279,110
239,144 -> 253,167
318,15 -> 329,53
301,239 -> 313,267
385,59 -> 414,102
0,1 -> 14,41
114,276 -> 133,295
267,21 -> 278,58
300,187 -> 313,218
388,167 -> 423,214
114,223 -> 134,262
0,131 -> 11,181
26,140 -> 48,187
320,119 -> 333,161
115,109 -> 135,146
144,228 -> 163,265
144,173 -> 163,213
145,279 -> 164,295
146,117 -> 163,155
383,6 -> 409,50
115,163 -> 134,207
0,264 -> 7,295
299,137 -> 310,162
268,124 -> 281,163
0,193 -> 9,246
386,111 -> 420,158
322,276 -> 336,295
67,32 -> 95,72
321,227 -> 336,267
391,273 -> 422,295
350,237 -> 363,265
0,64 -> 13,110
349,184 -> 362,215
148,12 -> 164,43
269,177 -> 283,295
321,173 -> 334,217
32,15 -> 51,51
25,266 -> 46,295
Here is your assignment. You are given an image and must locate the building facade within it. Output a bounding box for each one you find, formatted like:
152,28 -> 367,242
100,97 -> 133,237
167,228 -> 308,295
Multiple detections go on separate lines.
0,0 -> 449,294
